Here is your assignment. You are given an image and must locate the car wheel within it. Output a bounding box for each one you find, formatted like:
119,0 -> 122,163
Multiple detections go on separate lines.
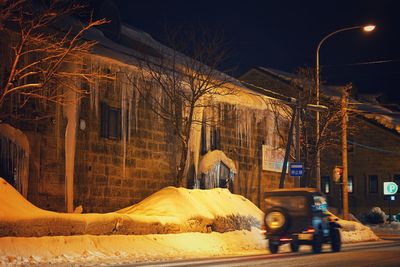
312,233 -> 322,253
268,242 -> 279,254
330,228 -> 341,252
290,238 -> 299,252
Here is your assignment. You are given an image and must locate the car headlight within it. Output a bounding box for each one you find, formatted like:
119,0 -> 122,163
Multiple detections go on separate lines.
265,211 -> 285,230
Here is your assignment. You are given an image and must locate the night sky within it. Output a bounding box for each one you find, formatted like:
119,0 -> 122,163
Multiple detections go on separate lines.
114,0 -> 400,102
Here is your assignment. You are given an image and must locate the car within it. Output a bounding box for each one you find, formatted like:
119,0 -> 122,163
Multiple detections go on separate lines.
264,188 -> 341,254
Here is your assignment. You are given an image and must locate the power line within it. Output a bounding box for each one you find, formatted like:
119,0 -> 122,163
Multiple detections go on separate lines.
348,140 -> 400,155
323,59 -> 400,68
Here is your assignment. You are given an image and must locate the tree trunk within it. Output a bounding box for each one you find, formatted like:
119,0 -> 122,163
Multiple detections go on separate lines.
176,143 -> 190,187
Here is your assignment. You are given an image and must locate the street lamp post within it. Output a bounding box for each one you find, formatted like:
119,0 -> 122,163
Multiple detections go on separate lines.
315,24 -> 375,191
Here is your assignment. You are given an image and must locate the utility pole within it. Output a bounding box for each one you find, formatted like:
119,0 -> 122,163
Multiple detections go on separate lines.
279,108 -> 297,188
341,85 -> 351,220
295,93 -> 301,187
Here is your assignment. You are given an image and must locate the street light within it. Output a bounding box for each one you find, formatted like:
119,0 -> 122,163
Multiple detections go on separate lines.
315,24 -> 375,191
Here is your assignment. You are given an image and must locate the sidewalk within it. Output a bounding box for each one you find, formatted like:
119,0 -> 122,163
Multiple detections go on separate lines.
368,222 -> 400,240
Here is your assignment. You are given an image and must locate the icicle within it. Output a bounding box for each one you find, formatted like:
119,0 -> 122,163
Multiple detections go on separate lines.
134,77 -> 140,132
89,58 -> 101,118
64,76 -> 80,213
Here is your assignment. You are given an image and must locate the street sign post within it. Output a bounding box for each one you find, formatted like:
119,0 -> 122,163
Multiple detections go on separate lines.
383,181 -> 398,223
289,162 -> 304,177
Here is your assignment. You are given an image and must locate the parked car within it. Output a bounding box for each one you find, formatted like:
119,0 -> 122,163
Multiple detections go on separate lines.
264,188 -> 341,254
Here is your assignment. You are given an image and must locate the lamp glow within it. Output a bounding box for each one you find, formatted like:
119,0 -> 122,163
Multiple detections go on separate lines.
363,25 -> 376,32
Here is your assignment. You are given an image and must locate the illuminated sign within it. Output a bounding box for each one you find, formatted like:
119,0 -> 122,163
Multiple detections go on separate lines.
384,182 -> 398,195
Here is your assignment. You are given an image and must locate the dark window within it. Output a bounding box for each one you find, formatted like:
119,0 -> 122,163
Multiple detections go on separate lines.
101,102 -> 121,139
321,176 -> 330,194
210,126 -> 220,151
265,196 -> 307,216
394,175 -> 400,194
219,162 -> 230,188
200,123 -> 220,154
348,175 -> 354,193
200,120 -> 207,155
369,175 -> 378,194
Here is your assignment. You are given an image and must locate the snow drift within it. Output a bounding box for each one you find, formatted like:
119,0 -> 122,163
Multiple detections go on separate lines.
0,178 -> 262,237
328,212 -> 379,243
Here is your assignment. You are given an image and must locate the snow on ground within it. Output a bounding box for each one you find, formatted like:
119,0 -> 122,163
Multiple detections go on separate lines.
0,178 -> 380,265
0,229 -> 266,266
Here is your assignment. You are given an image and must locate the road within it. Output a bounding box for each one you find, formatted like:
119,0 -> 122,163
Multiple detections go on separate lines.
126,240 -> 400,267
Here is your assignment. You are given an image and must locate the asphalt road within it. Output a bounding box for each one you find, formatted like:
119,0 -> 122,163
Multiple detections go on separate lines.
127,240 -> 400,267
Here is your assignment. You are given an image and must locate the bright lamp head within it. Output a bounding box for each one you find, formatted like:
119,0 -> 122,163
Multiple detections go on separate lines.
363,25 -> 376,32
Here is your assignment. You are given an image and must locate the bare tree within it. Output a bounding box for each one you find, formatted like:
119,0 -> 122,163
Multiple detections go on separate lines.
126,27 -> 234,187
0,0 -> 107,122
269,67 -> 358,187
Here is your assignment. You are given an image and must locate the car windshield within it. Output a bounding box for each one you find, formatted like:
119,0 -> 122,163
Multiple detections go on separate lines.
265,196 -> 307,215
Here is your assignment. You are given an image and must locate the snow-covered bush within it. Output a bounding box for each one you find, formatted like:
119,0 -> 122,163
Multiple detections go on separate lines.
361,207 -> 387,224
211,215 -> 260,232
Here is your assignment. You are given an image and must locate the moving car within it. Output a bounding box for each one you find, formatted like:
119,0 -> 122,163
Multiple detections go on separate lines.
264,188 -> 341,254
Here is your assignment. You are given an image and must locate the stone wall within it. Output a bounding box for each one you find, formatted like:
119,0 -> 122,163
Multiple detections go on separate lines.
21,63 -> 297,213
26,86 -> 293,213
73,93 -> 177,213
217,105 -> 295,212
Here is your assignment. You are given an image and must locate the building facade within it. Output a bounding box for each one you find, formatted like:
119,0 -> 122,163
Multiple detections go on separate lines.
241,67 -> 400,216
0,21 -> 295,213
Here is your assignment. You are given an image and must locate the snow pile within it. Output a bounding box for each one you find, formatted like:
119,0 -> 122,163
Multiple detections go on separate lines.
0,177 -> 265,265
118,186 -> 262,233
0,229 -> 266,266
0,178 -> 262,236
328,212 -> 379,243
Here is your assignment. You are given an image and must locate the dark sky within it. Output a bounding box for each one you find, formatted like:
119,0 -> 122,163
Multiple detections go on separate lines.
114,0 -> 400,102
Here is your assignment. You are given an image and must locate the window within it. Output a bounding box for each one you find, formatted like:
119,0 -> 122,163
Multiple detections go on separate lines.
321,176 -> 330,194
199,161 -> 233,190
394,175 -> 400,194
369,175 -> 378,194
210,126 -> 220,151
100,102 -> 121,139
348,175 -> 354,193
218,162 -> 230,188
200,120 -> 207,155
265,196 -> 307,216
200,122 -> 220,154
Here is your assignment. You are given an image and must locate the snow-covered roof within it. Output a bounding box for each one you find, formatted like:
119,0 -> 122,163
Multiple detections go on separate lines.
256,67 -> 400,134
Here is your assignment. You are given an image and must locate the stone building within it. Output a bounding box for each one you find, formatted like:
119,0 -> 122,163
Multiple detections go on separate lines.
241,67 -> 400,216
0,13 -> 295,213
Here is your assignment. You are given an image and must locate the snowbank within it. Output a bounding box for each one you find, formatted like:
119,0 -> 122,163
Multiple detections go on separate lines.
327,212 -> 379,243
0,229 -> 266,266
0,178 -> 262,236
